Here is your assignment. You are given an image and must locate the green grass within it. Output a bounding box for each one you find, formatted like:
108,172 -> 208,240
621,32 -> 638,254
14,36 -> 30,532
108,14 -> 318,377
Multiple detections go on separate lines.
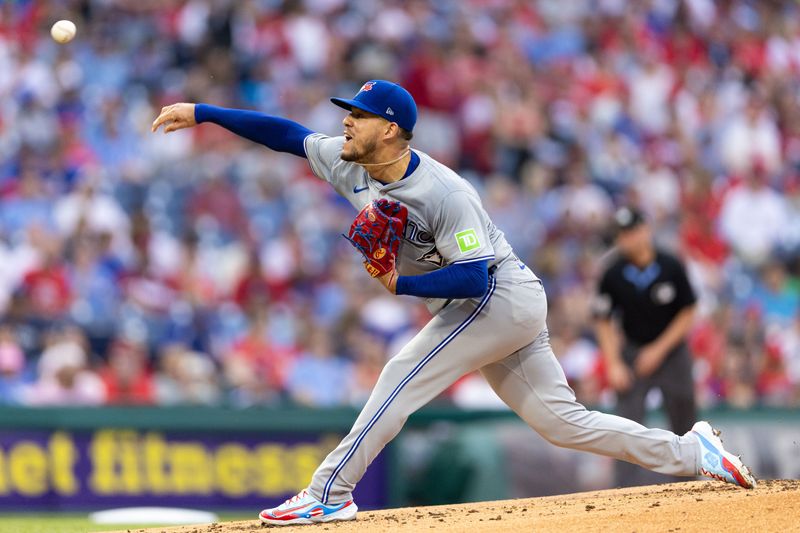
0,513 -> 252,533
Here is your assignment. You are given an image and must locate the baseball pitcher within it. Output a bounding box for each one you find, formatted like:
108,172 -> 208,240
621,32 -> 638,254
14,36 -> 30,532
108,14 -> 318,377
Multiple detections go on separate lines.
152,80 -> 755,526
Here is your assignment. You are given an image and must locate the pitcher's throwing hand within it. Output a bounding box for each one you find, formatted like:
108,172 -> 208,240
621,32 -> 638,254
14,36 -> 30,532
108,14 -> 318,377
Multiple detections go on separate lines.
151,103 -> 197,133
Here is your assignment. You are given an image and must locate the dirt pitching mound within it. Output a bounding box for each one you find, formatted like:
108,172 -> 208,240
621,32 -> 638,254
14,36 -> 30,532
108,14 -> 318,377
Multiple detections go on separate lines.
113,479 -> 799,533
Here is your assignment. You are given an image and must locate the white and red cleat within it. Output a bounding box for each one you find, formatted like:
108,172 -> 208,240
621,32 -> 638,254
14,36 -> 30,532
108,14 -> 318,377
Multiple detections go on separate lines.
691,421 -> 757,489
259,489 -> 357,526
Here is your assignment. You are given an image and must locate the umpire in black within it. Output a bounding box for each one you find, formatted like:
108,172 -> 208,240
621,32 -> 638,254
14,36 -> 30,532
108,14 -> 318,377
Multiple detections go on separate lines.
593,207 -> 698,487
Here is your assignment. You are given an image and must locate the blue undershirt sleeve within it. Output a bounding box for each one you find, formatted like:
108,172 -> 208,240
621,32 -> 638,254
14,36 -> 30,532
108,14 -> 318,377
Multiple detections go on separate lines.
396,260 -> 489,299
194,104 -> 314,158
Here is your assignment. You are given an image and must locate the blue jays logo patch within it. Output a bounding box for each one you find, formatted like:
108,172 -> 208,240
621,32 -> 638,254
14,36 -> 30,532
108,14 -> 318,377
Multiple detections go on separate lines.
359,82 -> 375,93
418,246 -> 445,267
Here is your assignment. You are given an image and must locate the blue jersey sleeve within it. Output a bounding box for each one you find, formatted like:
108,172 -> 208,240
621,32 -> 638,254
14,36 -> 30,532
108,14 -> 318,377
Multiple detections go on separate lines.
396,260 -> 489,299
194,104 -> 314,158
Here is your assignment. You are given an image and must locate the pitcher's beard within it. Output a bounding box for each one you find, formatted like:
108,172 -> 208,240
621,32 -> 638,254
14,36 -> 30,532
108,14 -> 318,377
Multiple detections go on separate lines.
341,137 -> 377,163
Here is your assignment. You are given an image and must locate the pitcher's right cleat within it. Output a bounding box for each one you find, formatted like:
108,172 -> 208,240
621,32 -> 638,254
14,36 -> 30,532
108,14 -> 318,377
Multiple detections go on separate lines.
691,421 -> 756,489
259,489 -> 357,526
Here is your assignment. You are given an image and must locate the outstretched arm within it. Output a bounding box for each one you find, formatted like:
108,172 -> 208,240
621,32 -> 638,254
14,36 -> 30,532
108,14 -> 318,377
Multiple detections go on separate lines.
151,103 -> 314,158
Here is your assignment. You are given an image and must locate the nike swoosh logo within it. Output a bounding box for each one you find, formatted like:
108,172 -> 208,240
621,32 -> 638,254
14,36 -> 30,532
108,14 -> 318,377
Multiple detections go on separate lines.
353,185 -> 369,194
270,504 -> 310,518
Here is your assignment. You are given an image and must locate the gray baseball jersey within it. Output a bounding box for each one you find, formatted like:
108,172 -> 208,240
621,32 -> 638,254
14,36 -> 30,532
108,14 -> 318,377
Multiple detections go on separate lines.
305,133 -> 522,312
301,133 -> 701,506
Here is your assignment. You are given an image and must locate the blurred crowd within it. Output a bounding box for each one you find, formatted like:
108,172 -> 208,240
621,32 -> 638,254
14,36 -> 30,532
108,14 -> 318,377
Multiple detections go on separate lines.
0,0 -> 799,410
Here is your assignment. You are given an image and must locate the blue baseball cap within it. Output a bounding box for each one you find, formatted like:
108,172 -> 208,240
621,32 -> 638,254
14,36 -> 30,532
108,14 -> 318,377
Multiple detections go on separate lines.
331,80 -> 417,132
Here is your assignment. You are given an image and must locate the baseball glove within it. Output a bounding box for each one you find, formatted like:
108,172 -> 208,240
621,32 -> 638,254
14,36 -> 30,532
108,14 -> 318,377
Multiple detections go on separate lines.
345,199 -> 408,278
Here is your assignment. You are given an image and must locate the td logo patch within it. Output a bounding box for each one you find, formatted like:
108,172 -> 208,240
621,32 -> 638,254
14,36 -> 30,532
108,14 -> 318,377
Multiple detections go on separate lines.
455,229 -> 480,253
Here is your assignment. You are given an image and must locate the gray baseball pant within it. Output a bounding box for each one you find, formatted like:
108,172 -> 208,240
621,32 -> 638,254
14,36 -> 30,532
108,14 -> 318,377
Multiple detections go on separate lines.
309,262 -> 701,504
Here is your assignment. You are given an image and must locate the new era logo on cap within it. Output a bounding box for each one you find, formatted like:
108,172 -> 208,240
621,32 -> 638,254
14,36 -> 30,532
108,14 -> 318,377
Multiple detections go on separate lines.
386,107 -> 394,115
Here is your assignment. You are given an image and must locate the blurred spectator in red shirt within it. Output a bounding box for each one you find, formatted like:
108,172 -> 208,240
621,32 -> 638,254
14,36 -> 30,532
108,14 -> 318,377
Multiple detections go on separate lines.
101,339 -> 155,405
223,304 -> 292,406
188,173 -> 247,241
21,234 -> 71,322
233,250 -> 271,311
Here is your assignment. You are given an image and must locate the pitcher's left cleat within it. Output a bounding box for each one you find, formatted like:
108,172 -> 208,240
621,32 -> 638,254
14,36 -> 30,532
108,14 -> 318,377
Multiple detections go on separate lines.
691,421 -> 756,489
259,488 -> 357,526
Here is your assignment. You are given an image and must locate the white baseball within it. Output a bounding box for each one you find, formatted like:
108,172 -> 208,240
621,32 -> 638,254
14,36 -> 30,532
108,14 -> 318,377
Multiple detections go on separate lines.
51,20 -> 77,44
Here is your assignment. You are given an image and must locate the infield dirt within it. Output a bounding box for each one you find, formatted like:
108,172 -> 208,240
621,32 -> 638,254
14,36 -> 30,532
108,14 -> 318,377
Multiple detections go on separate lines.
110,479 -> 800,533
